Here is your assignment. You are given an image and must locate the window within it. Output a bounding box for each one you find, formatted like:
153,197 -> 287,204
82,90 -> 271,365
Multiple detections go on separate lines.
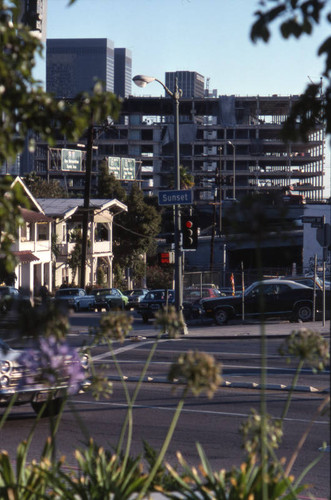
21,223 -> 31,242
37,223 -> 48,241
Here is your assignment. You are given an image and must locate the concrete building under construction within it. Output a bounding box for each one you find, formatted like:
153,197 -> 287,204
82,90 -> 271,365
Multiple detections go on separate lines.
27,94 -> 325,205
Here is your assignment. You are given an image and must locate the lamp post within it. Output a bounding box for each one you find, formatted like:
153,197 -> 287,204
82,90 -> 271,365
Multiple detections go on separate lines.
133,74 -> 187,334
227,140 -> 236,199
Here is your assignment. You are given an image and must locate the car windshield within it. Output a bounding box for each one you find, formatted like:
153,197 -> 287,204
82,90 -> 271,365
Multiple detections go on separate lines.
92,289 -> 114,296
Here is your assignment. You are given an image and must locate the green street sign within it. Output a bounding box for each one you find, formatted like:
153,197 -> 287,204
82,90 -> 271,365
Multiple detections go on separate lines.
121,158 -> 136,180
108,157 -> 136,180
61,149 -> 82,171
108,157 -> 121,179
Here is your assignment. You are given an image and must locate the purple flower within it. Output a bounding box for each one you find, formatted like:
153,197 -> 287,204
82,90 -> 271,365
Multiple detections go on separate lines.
17,336 -> 86,394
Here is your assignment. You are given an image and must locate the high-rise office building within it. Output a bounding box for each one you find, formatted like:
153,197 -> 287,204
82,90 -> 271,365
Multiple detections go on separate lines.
46,38 -> 115,98
114,48 -> 132,98
165,71 -> 205,98
18,0 -> 48,42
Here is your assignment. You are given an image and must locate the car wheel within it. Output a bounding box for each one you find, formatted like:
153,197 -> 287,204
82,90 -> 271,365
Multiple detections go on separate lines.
294,304 -> 312,322
214,308 -> 228,325
74,303 -> 80,313
142,314 -> 149,324
31,397 -> 64,417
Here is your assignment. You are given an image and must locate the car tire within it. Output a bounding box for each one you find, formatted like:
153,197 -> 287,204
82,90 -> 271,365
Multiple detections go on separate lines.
214,308 -> 228,325
31,397 -> 64,417
294,304 -> 313,322
142,314 -> 149,323
74,303 -> 80,313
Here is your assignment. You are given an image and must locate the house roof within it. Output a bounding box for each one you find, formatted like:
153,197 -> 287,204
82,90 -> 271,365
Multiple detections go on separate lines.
20,207 -> 53,223
36,198 -> 127,218
13,251 -> 40,263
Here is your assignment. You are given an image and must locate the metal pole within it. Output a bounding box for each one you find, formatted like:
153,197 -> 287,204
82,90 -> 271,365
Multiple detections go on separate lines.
233,144 -> 236,200
218,146 -> 222,234
173,78 -> 187,334
80,124 -> 94,289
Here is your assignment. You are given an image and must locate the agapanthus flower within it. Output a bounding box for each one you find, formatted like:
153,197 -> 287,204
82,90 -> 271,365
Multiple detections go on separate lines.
168,350 -> 222,398
17,336 -> 86,394
279,328 -> 330,371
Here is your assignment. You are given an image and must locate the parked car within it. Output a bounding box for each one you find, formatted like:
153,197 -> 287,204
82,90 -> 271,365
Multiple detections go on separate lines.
0,338 -> 90,416
200,278 -> 329,325
54,288 -> 95,312
137,289 -> 175,323
124,289 -> 149,309
0,286 -> 32,314
89,288 -> 128,311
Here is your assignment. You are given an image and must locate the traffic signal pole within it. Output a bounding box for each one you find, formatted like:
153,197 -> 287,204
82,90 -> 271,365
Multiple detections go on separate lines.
173,78 -> 188,334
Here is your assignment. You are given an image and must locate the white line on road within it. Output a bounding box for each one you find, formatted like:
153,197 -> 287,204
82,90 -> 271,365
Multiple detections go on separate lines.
74,400 -> 329,425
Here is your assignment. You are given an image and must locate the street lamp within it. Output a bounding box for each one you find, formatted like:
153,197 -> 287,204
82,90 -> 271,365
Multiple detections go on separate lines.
227,140 -> 236,199
133,74 -> 187,334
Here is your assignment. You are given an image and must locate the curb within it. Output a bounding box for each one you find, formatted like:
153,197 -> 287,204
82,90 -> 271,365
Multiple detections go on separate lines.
105,375 -> 329,394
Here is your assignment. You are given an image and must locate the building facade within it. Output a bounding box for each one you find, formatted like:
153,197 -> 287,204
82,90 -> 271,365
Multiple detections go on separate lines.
46,38 -> 115,97
114,48 -> 132,98
30,94 -> 325,203
165,71 -> 205,98
18,0 -> 48,42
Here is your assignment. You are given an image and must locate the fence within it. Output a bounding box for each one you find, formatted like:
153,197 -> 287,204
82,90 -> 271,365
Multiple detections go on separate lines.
183,266 -> 294,293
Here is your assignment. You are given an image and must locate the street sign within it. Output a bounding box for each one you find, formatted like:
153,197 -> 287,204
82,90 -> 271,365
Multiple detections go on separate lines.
158,190 -> 193,206
302,216 -> 324,224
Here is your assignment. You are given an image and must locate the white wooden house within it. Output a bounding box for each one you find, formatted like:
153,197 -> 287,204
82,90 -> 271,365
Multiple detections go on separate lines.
10,177 -> 54,299
36,198 -> 127,288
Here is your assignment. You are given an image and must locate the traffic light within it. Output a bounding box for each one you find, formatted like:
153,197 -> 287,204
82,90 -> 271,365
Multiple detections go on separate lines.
182,216 -> 198,250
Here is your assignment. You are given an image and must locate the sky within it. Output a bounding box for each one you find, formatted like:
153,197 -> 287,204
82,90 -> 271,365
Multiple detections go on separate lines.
35,0 -> 330,194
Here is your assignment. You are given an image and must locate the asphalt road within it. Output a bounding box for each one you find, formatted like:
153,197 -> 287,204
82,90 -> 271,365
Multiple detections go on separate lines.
1,311 -> 330,499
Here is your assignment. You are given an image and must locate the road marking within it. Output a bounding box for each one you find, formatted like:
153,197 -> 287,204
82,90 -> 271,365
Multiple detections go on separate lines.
74,400 -> 329,424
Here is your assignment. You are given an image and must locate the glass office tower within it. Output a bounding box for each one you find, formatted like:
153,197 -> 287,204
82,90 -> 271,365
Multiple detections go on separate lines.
46,38 -> 115,98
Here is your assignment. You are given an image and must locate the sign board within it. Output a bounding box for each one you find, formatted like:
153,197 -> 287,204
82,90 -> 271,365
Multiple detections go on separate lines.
108,157 -> 121,179
302,216 -> 324,224
121,158 -> 136,180
108,157 -> 136,180
158,190 -> 193,206
61,149 -> 82,171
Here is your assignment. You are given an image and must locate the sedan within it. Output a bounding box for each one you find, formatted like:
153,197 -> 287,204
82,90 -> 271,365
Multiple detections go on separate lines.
54,288 -> 96,312
0,338 -> 90,416
89,288 -> 128,311
201,278 -> 329,325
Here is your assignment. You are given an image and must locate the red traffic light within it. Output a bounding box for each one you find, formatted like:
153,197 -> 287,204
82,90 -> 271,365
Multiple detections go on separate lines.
185,220 -> 193,229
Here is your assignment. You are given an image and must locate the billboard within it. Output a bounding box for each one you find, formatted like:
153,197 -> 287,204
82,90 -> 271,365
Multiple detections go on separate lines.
108,157 -> 136,180
61,149 -> 83,171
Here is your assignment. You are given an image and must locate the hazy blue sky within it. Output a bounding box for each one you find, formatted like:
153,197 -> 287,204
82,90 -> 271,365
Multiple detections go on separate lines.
37,0 -> 330,193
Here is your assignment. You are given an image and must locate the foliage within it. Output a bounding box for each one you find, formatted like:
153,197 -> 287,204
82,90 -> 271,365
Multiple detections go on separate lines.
113,183 -> 162,284
66,227 -> 83,283
0,176 -> 28,276
0,1 -> 122,163
18,301 -> 70,340
168,165 -> 195,190
97,160 -> 127,201
163,444 -> 306,500
251,0 -> 330,139
146,264 -> 174,289
24,172 -> 68,198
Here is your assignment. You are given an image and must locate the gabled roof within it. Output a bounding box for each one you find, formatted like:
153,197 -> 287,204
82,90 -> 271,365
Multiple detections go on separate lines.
36,198 -> 127,218
10,176 -> 45,214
